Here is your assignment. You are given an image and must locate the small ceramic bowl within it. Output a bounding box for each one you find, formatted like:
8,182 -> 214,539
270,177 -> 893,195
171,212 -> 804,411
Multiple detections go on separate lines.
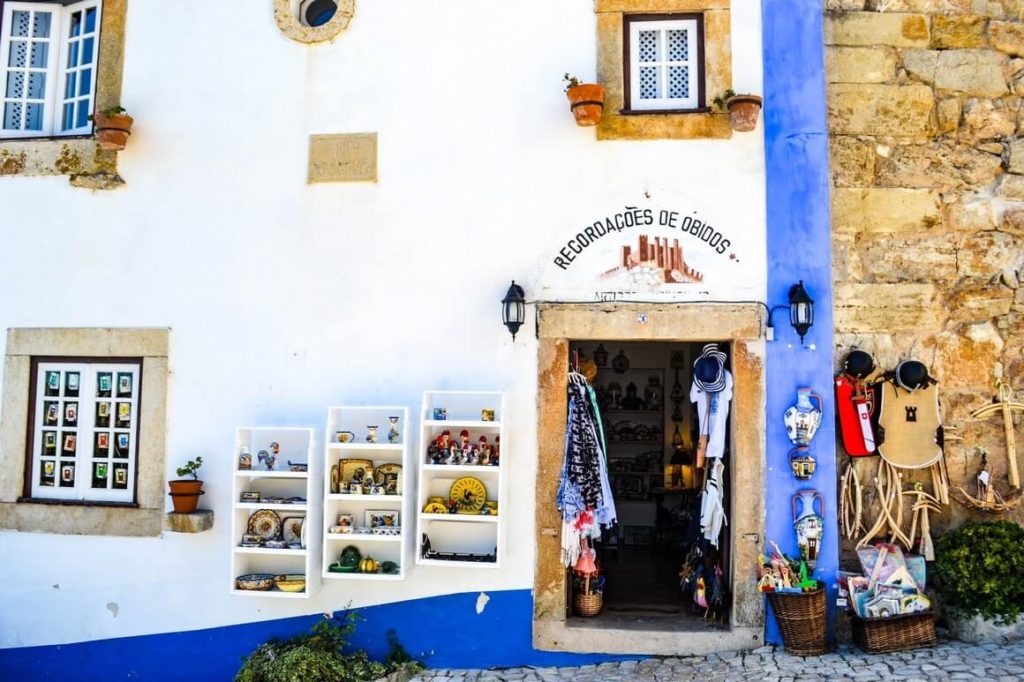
288,461 -> 307,472
274,574 -> 306,592
236,573 -> 274,591
329,525 -> 343,534
339,526 -> 354,534
263,540 -> 288,549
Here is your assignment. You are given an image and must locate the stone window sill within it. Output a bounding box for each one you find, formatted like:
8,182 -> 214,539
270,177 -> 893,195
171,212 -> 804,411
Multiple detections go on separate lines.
598,111 -> 733,140
0,138 -> 124,189
0,500 -> 161,536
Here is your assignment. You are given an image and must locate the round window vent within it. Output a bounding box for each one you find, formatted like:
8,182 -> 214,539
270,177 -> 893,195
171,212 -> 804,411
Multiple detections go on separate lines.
299,0 -> 337,27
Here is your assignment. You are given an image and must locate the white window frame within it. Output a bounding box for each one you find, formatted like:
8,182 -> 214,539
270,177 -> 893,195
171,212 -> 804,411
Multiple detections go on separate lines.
627,16 -> 701,112
0,0 -> 102,138
29,359 -> 141,504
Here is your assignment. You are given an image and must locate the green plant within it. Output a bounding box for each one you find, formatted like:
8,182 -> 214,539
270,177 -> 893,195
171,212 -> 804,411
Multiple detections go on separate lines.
934,521 -> 1024,624
712,89 -> 736,111
563,73 -> 582,91
175,456 -> 203,480
88,106 -> 128,121
235,612 -> 423,682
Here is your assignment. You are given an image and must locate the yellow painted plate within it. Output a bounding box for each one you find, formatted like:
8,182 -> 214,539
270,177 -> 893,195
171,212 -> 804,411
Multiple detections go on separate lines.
449,476 -> 486,513
422,501 -> 448,514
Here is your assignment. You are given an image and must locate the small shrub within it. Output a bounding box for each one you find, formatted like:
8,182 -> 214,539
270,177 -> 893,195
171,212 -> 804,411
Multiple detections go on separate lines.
235,612 -> 423,682
934,520 -> 1024,624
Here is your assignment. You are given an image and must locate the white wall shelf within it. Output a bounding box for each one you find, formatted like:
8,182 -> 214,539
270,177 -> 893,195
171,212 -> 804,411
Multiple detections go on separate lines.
322,406 -> 410,581
231,427 -> 318,599
416,390 -> 505,569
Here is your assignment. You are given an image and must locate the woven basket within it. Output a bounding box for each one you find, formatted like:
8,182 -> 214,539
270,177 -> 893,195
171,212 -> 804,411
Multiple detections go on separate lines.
573,593 -> 603,617
851,611 -> 937,654
766,589 -> 828,656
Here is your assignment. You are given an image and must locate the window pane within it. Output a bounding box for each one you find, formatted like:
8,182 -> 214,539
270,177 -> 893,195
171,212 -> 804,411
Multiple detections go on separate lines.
3,102 -> 21,129
75,100 -> 89,128
112,463 -> 128,489
11,11 -> 30,38
639,66 -> 660,100
39,460 -> 56,487
67,41 -> 78,68
79,68 -> 91,96
59,461 -> 75,487
94,431 -> 110,456
638,30 -> 659,63
667,29 -> 689,62
82,37 -> 94,65
91,461 -> 108,489
42,431 -> 57,455
114,433 -> 130,458
65,71 -> 76,99
32,12 -> 52,38
29,42 -> 48,68
668,66 -> 690,99
25,102 -> 42,130
70,11 -> 82,38
62,102 -> 74,130
5,72 -> 24,98
9,41 -> 27,68
85,8 -> 97,34
27,71 -> 44,99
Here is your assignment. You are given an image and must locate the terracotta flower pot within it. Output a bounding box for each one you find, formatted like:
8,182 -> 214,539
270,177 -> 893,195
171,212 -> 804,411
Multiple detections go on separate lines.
566,84 -> 605,127
726,95 -> 762,132
169,479 -> 203,495
92,112 -> 134,151
168,479 -> 204,513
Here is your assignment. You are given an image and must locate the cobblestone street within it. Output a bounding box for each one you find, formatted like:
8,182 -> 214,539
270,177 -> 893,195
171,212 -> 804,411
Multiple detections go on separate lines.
413,641 -> 1024,681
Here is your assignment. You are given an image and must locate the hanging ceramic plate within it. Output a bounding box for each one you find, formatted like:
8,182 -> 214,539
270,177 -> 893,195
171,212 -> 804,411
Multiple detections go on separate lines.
449,476 -> 486,513
281,516 -> 304,546
247,509 -> 282,541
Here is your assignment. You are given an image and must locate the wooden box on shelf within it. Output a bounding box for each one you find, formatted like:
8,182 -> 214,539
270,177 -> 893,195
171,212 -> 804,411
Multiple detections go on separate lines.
231,427 -> 318,598
416,391 -> 505,569
322,407 -> 410,581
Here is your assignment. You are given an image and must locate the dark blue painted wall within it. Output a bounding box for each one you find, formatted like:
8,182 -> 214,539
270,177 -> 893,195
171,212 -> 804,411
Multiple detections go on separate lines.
0,590 -> 633,681
760,0 -> 837,645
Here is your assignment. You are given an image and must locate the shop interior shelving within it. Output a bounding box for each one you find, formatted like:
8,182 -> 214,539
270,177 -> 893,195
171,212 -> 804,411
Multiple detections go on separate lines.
231,427 -> 318,598
322,406 -> 410,581
416,390 -> 505,568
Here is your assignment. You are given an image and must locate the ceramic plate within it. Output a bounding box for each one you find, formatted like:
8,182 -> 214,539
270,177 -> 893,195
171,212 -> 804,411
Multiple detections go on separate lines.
282,516 -> 304,546
247,509 -> 282,540
449,476 -> 486,513
339,458 -> 373,483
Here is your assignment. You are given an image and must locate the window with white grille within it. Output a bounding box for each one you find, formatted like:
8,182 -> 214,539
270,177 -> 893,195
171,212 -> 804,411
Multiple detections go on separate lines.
0,0 -> 101,138
28,359 -> 141,504
626,15 -> 702,112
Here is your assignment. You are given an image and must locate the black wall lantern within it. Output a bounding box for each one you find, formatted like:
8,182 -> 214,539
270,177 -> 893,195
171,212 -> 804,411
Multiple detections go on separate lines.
502,280 -> 526,341
788,280 -> 814,344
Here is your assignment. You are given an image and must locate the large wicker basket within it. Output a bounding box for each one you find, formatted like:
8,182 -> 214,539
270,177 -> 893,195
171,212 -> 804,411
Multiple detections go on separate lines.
851,611 -> 937,654
573,593 -> 603,617
766,589 -> 828,656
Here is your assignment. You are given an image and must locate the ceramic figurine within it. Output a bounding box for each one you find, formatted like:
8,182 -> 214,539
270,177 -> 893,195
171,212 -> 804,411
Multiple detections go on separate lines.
257,449 -> 275,471
270,441 -> 280,456
481,409 -> 495,422
789,447 -> 817,480
621,382 -> 643,410
366,425 -> 379,443
792,490 -> 825,570
445,446 -> 458,466
645,376 -> 663,411
388,416 -> 400,444
478,436 -> 490,465
238,446 -> 252,471
439,430 -> 451,450
784,388 -> 824,446
433,407 -> 447,421
493,436 -> 500,466
465,446 -> 479,465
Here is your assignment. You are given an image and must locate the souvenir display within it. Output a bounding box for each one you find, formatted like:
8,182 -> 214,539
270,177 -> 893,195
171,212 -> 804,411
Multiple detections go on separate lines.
783,388 -> 823,447
792,490 -> 824,570
572,538 -> 603,617
835,350 -> 878,457
366,426 -> 378,443
338,459 -> 373,486
433,408 -> 447,421
257,449 -> 276,471
420,535 -> 496,564
287,460 -> 307,472
757,541 -> 820,593
239,491 -> 261,503
373,462 -> 402,494
235,573 -> 275,591
480,409 -> 495,422
240,534 -> 263,547
246,509 -> 282,541
789,447 -> 816,481
365,510 -> 399,528
328,545 -> 362,572
691,344 -> 733,468
449,476 -> 486,514
281,517 -> 305,547
969,380 -> 1023,490
953,446 -> 1023,513
387,416 -> 400,443
238,446 -> 252,470
425,429 -> 497,467
274,575 -> 306,593
846,544 -> 932,619
877,361 -> 942,470
336,431 -> 355,443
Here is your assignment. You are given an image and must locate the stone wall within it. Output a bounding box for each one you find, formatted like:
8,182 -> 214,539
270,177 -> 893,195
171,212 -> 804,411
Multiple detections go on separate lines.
825,1 -> 1024,563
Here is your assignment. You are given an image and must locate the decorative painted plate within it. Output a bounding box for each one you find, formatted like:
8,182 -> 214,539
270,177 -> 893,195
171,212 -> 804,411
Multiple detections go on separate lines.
281,516 -> 305,546
339,458 -> 373,484
422,501 -> 448,514
373,463 -> 402,494
247,509 -> 282,540
449,476 -> 486,513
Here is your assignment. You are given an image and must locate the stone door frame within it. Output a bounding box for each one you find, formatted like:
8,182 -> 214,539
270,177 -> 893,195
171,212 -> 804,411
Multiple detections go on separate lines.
533,302 -> 766,655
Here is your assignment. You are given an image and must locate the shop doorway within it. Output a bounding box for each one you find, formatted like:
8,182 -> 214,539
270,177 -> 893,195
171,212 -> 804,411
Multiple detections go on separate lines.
533,303 -> 766,656
566,340 -> 731,630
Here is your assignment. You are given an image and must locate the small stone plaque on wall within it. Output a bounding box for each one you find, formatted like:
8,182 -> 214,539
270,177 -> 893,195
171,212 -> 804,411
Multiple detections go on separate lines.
308,133 -> 378,183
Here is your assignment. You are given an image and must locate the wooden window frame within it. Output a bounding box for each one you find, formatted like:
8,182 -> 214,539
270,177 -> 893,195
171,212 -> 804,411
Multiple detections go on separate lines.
21,355 -> 143,507
622,13 -> 707,115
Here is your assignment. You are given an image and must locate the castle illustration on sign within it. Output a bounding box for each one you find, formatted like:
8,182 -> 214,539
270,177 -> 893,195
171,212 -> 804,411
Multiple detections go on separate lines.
602,234 -> 704,287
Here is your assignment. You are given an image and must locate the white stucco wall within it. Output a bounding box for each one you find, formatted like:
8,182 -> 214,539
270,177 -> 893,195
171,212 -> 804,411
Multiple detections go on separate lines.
0,0 -> 765,648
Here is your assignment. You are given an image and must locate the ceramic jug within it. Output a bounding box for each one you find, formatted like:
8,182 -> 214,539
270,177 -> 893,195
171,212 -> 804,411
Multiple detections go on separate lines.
784,388 -> 824,446
789,447 -> 816,481
792,490 -> 824,570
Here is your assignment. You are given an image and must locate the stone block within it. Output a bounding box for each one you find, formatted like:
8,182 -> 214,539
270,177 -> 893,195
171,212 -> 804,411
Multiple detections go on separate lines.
996,173 -> 1024,198
825,12 -> 930,47
826,46 -> 897,83
932,15 -> 989,48
937,96 -> 962,134
834,282 -> 941,332
948,285 -> 1015,321
957,231 -> 1022,278
863,234 -> 958,282
946,199 -> 996,230
989,20 -> 1024,56
830,136 -> 876,187
833,232 -> 866,282
875,142 -> 1003,190
828,84 -> 934,135
1008,138 -> 1024,174
865,0 -> 972,11
307,133 -> 378,183
931,323 -> 1004,388
832,187 -> 942,233
961,99 -> 1018,140
1001,207 -> 1024,234
930,49 -> 1009,96
164,510 -> 214,533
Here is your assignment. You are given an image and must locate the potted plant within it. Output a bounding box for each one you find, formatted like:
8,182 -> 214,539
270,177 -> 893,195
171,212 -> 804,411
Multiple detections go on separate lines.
168,456 -> 204,513
564,73 -> 604,127
934,521 -> 1024,643
89,106 -> 134,151
713,90 -> 763,132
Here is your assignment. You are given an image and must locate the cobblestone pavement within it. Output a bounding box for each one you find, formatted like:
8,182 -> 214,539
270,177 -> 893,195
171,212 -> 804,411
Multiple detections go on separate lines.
412,640 -> 1024,681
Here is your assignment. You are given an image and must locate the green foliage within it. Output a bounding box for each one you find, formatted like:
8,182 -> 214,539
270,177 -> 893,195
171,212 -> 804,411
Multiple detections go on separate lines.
934,521 -> 1024,624
563,73 -> 582,91
235,612 -> 423,682
712,89 -> 737,111
88,106 -> 128,121
175,456 -> 203,480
